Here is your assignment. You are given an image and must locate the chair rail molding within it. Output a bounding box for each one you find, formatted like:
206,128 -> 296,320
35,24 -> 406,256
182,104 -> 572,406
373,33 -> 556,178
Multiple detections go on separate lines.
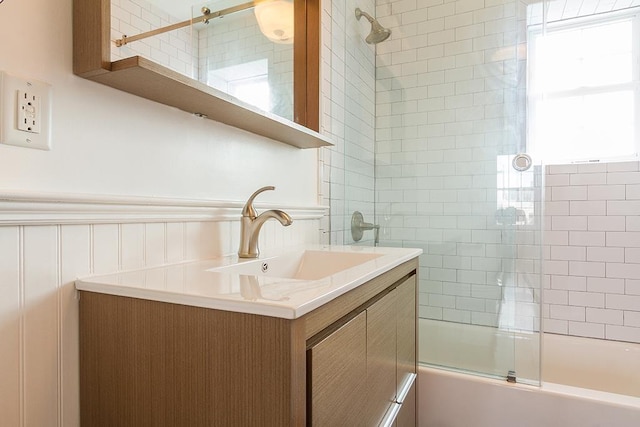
0,191 -> 328,225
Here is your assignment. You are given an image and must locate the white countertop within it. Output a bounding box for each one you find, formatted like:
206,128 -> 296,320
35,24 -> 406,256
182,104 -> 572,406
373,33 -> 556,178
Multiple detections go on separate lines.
75,245 -> 422,319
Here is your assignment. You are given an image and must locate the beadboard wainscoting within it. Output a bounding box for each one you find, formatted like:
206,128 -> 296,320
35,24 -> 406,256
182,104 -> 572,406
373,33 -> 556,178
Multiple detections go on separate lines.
0,192 -> 326,427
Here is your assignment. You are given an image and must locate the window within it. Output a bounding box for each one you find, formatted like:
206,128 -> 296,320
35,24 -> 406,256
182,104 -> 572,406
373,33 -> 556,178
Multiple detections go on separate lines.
228,75 -> 271,112
208,59 -> 271,112
527,10 -> 640,163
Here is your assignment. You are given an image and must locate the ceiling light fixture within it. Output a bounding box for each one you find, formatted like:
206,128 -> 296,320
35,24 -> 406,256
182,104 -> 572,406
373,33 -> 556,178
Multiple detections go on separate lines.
254,0 -> 294,44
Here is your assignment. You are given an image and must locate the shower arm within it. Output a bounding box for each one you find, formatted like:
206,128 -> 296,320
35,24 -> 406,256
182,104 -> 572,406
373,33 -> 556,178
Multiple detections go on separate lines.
355,8 -> 375,24
114,2 -> 254,47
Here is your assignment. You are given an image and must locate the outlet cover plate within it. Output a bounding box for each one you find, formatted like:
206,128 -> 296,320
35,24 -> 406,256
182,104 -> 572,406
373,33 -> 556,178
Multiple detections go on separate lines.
0,71 -> 52,150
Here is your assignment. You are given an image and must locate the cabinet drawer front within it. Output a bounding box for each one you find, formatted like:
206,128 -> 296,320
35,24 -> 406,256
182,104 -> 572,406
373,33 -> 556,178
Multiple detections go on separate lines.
397,276 -> 417,392
307,270 -> 418,426
308,311 -> 367,426
364,289 -> 398,426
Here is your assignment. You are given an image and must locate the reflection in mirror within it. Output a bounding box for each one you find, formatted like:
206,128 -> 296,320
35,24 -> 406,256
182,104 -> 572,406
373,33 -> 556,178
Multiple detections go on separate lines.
197,0 -> 294,121
110,0 -> 294,121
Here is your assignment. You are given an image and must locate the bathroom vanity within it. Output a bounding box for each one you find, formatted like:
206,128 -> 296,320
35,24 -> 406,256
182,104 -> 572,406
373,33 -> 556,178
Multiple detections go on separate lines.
76,246 -> 420,426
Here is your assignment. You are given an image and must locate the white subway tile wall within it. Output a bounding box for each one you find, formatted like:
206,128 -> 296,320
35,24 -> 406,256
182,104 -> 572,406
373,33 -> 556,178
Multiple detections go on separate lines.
344,0 -> 376,244
322,0 -> 377,245
323,0 -> 348,244
545,162 -> 640,342
371,0 -> 640,345
0,218 -> 321,426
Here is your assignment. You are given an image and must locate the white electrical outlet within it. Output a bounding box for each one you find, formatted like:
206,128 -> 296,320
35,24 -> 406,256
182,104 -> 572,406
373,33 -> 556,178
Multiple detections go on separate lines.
17,90 -> 42,134
0,71 -> 52,150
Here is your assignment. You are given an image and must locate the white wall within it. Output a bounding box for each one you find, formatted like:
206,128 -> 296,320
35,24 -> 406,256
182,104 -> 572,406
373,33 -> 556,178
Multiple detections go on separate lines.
0,0 -> 334,425
0,0 -> 318,204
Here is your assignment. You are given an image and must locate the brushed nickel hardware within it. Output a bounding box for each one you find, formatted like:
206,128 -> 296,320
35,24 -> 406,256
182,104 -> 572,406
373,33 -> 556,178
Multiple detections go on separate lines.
351,211 -> 380,244
396,373 -> 416,404
355,8 -> 391,44
238,186 -> 292,258
114,3 -> 253,47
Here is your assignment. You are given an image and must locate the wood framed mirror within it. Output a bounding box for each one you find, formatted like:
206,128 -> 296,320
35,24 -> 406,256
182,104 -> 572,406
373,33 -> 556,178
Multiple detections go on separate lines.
73,0 -> 329,149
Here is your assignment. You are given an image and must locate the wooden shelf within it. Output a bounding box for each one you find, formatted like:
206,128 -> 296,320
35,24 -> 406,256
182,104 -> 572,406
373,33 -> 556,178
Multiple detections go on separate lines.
73,0 -> 326,149
86,56 -> 332,149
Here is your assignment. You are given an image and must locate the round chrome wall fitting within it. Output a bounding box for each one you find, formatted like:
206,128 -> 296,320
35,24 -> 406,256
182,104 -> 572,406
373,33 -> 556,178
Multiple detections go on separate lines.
351,211 -> 365,242
512,153 -> 533,172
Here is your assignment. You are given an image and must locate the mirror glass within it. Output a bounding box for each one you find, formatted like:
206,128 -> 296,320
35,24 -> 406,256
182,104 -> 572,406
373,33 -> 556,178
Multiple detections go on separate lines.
110,0 -> 295,122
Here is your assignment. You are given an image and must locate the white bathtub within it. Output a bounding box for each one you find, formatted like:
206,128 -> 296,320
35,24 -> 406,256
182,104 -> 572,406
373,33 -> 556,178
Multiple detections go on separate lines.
543,332 -> 640,398
418,366 -> 640,427
419,319 -> 640,426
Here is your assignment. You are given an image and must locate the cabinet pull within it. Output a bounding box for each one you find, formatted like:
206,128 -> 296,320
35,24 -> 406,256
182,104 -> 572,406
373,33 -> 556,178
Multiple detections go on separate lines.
396,373 -> 416,404
379,402 -> 402,427
379,374 -> 417,427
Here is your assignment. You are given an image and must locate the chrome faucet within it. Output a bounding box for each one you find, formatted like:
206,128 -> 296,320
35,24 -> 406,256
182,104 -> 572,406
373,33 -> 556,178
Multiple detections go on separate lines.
238,186 -> 293,258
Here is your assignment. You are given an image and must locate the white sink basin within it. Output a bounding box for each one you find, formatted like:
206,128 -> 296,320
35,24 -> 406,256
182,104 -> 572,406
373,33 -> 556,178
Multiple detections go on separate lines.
76,245 -> 422,318
207,250 -> 384,281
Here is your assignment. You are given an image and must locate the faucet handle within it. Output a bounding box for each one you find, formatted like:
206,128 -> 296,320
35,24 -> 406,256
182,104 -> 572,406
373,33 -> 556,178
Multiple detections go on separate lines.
242,186 -> 276,218
351,211 -> 380,244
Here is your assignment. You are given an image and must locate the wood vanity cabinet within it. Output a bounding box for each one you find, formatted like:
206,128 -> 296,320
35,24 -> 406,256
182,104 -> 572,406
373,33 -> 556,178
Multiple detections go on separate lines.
79,258 -> 418,426
307,274 -> 416,426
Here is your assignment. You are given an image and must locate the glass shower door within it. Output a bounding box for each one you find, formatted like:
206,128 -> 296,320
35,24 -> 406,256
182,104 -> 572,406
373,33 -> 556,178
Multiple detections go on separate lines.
339,0 -> 542,384
389,150 -> 544,384
492,153 -> 544,384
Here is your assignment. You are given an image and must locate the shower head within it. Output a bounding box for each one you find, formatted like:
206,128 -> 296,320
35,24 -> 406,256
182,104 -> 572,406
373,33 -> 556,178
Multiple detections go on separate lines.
355,8 -> 391,44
